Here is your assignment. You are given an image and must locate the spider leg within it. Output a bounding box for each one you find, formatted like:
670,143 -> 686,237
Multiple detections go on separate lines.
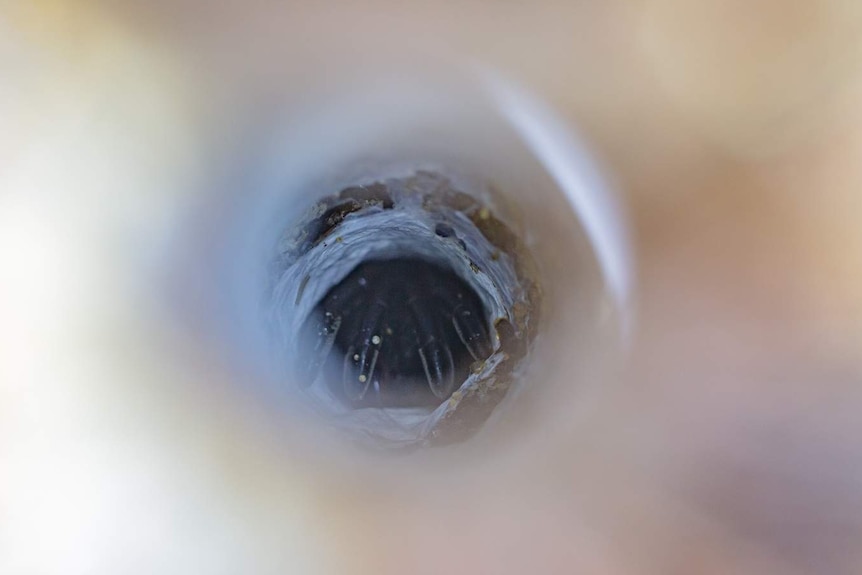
409,299 -> 456,399
295,311 -> 341,389
342,345 -> 372,401
352,295 -> 387,395
450,301 -> 494,361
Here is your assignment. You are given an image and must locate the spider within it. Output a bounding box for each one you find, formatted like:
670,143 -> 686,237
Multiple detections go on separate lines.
298,258 -> 493,408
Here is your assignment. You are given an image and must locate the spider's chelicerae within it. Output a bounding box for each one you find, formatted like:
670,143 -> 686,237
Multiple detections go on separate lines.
301,258 -> 493,408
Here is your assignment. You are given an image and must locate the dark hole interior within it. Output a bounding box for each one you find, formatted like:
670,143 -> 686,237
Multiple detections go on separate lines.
308,258 -> 494,408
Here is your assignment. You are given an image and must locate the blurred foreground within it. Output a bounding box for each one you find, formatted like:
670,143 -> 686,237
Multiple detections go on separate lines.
2,1 -> 862,574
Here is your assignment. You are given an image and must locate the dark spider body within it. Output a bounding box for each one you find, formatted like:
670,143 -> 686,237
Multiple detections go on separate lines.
300,258 -> 493,408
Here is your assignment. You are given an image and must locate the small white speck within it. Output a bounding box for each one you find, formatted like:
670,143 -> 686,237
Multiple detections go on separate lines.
353,353 -> 360,361
371,335 -> 381,345
358,374 -> 367,383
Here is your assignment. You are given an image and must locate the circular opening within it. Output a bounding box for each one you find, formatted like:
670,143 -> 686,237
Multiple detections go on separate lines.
269,172 -> 540,447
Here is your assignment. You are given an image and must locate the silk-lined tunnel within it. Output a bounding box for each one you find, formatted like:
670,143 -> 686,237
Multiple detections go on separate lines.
184,64 -> 630,450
